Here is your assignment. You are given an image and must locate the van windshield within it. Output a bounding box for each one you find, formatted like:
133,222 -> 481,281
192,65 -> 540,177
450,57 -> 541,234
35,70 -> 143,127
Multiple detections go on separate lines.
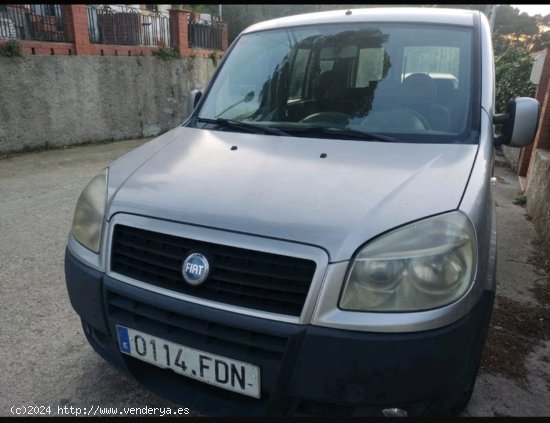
196,23 -> 477,143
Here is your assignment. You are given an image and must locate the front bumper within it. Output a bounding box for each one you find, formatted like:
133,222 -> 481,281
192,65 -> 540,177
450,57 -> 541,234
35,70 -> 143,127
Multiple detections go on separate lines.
65,248 -> 494,416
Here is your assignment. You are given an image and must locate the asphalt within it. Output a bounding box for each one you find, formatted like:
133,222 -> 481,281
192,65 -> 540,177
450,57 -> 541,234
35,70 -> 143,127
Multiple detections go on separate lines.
0,140 -> 549,417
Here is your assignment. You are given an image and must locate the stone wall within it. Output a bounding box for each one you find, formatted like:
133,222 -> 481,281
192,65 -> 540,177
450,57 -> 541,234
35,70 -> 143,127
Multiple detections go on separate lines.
526,149 -> 550,252
0,55 -> 216,153
502,145 -> 521,171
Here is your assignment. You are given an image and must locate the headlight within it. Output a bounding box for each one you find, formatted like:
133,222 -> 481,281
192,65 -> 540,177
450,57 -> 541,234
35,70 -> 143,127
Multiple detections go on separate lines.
339,211 -> 477,312
71,168 -> 108,253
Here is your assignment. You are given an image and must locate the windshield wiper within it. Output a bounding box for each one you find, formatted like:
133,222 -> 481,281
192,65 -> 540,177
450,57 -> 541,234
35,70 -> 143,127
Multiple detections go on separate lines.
195,118 -> 397,142
287,126 -> 399,143
196,117 -> 289,136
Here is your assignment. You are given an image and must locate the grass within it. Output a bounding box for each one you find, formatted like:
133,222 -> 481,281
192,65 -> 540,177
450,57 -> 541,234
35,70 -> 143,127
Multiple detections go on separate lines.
513,194 -> 527,206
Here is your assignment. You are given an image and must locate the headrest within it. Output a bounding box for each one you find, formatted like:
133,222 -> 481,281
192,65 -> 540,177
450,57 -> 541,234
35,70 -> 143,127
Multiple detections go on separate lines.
433,78 -> 456,95
401,73 -> 437,105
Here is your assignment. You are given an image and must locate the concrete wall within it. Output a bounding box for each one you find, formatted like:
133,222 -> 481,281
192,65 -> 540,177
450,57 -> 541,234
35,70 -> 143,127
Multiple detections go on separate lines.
0,56 -> 216,153
502,145 -> 521,172
526,149 -> 550,251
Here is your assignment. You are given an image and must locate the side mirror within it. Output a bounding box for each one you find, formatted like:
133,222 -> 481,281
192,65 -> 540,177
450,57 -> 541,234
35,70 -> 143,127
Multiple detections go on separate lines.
188,89 -> 203,115
494,97 -> 539,147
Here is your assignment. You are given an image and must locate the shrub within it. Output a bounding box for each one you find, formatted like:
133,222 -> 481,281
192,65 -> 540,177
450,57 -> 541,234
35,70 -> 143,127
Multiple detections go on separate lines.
153,46 -> 180,60
494,36 -> 537,114
0,40 -> 22,57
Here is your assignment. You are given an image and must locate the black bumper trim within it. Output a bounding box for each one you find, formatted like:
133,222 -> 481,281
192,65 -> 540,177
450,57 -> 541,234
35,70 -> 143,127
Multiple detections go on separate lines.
65,247 -> 494,416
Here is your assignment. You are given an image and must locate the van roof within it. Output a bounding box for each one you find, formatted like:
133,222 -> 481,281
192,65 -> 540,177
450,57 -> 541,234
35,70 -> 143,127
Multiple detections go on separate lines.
242,7 -> 476,35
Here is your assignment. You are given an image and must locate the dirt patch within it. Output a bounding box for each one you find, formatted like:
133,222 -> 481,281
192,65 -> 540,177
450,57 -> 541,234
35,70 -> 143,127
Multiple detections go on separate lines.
481,236 -> 550,385
527,235 -> 550,306
481,295 -> 550,385
531,278 -> 550,311
529,235 -> 550,274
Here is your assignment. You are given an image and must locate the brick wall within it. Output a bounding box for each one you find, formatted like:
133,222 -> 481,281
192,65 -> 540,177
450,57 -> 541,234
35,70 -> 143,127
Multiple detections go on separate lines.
169,8 -> 190,56
517,46 -> 550,177
0,5 -> 227,57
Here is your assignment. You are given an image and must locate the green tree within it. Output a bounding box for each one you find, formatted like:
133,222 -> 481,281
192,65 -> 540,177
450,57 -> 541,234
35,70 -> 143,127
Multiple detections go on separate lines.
532,31 -> 550,52
491,5 -> 541,113
494,41 -> 536,113
188,4 -> 219,18
494,5 -> 539,38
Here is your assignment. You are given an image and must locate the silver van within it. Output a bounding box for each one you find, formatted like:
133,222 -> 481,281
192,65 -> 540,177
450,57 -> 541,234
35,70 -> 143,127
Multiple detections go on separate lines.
65,7 -> 539,416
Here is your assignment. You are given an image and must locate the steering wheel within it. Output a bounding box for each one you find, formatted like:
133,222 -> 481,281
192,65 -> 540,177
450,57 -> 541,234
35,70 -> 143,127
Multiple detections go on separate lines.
361,106 -> 431,130
300,112 -> 350,126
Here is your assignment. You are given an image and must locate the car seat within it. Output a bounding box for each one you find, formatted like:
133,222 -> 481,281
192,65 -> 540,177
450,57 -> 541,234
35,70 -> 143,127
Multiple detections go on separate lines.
400,73 -> 451,131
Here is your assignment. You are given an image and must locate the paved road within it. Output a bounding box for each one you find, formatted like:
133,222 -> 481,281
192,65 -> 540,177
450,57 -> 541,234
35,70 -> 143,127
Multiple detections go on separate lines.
0,139 -> 179,418
1,140 -> 549,417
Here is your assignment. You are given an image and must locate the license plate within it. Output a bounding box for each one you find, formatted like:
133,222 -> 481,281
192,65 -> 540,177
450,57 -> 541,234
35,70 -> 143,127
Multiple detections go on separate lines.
116,325 -> 261,398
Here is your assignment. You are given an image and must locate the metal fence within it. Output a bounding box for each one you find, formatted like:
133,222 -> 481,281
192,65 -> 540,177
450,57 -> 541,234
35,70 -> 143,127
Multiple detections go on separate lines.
0,4 -> 70,42
188,21 -> 222,50
87,5 -> 169,46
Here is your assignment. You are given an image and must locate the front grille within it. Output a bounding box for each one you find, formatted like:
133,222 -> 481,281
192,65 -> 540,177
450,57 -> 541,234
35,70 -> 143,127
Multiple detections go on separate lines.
110,225 -> 317,316
105,286 -> 301,409
106,290 -> 288,361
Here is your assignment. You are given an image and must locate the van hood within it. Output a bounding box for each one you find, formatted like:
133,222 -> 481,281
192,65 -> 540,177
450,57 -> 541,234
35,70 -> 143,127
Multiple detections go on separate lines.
108,127 -> 478,261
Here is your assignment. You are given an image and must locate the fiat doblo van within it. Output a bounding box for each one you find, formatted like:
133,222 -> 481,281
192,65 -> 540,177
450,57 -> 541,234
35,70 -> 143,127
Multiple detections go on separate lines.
65,7 -> 539,416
